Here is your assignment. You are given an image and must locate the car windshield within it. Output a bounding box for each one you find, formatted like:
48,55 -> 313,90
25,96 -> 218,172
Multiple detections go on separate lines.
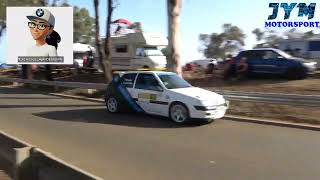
274,49 -> 292,58
158,74 -> 192,89
145,47 -> 164,56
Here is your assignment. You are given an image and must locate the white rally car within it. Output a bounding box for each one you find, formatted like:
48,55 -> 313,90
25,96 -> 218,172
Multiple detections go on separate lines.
104,71 -> 229,123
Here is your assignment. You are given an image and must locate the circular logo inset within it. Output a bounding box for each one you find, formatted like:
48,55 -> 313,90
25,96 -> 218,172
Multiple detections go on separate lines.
36,9 -> 44,17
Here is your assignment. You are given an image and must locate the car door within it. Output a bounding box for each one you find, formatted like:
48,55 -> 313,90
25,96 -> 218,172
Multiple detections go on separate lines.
119,73 -> 137,96
244,50 -> 273,74
133,73 -> 165,115
261,50 -> 286,74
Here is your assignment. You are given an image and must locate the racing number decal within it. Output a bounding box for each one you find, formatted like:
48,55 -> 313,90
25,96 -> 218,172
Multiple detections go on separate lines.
138,93 -> 157,101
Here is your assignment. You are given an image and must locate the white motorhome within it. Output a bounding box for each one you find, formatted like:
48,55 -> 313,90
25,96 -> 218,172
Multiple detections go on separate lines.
106,32 -> 168,70
278,38 -> 320,68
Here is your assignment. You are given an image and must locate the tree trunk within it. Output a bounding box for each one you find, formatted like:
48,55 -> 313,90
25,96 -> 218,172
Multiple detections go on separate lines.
94,0 -> 111,83
167,0 -> 182,76
103,0 -> 114,83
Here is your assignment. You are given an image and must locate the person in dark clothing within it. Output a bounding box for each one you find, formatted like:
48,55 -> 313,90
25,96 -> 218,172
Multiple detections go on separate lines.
44,30 -> 61,81
86,48 -> 95,68
223,57 -> 237,80
236,57 -> 248,80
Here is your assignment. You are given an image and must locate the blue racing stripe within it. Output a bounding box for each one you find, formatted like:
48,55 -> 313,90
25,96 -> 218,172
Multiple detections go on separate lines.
112,77 -> 144,113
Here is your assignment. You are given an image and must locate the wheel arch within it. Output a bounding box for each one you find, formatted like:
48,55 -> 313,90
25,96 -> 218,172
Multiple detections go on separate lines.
168,101 -> 190,116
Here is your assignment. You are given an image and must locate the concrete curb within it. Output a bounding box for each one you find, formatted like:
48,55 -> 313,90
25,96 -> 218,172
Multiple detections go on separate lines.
0,130 -> 103,180
48,92 -> 320,131
224,115 -> 320,131
49,93 -> 104,103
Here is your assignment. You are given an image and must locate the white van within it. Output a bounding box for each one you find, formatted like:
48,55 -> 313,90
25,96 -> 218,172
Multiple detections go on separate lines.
107,32 -> 168,70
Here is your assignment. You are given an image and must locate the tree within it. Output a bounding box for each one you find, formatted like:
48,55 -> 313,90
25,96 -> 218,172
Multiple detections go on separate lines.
74,6 -> 95,44
303,30 -> 315,39
128,22 -> 143,32
93,0 -> 113,83
103,0 -> 115,82
0,0 -> 6,40
167,0 -> 182,76
252,28 -> 264,42
199,24 -> 245,59
251,28 -> 317,48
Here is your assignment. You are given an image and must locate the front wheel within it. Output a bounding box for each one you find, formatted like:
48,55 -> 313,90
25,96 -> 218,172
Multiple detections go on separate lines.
206,64 -> 214,74
169,103 -> 189,124
105,96 -> 119,113
285,67 -> 307,80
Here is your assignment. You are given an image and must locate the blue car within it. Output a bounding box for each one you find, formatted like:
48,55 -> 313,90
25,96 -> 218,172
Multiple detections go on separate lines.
234,48 -> 317,79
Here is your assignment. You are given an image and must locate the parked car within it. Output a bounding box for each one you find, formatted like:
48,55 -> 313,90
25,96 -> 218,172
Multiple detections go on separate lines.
104,71 -> 229,124
190,58 -> 218,73
234,48 -> 317,79
183,63 -> 197,71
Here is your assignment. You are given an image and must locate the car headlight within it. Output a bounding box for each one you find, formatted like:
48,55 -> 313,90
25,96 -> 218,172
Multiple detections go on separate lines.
303,62 -> 317,66
224,100 -> 230,108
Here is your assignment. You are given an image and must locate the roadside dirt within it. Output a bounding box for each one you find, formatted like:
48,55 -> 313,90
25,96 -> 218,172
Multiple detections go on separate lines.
1,69 -> 319,125
184,70 -> 320,95
228,101 -> 320,125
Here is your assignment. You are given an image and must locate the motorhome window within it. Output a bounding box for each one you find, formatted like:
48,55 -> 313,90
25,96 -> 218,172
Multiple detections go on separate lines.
144,47 -> 164,56
115,45 -> 128,53
136,48 -> 145,57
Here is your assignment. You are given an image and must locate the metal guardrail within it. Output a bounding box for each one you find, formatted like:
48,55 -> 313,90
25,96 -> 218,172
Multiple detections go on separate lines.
213,89 -> 320,107
1,77 -> 320,107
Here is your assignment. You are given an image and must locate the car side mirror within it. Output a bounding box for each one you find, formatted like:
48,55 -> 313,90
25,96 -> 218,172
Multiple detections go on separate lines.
155,85 -> 163,92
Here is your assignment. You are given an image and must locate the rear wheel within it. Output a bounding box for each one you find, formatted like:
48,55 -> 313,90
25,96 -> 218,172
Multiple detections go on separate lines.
169,103 -> 189,124
206,64 -> 214,74
105,96 -> 119,113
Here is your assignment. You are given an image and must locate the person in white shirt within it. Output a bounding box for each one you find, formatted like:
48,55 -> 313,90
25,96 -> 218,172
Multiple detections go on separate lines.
25,8 -> 58,73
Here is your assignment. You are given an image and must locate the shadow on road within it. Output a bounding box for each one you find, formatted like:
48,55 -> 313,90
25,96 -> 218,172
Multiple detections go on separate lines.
0,97 -> 62,100
33,108 -> 207,128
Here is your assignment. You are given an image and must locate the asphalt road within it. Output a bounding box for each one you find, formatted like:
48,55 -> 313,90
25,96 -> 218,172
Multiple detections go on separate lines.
0,86 -> 319,180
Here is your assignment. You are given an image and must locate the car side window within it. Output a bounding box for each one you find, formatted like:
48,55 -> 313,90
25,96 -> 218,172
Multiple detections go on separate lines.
120,73 -> 137,88
263,51 -> 279,60
239,51 -> 254,60
135,74 -> 163,91
250,51 -> 265,60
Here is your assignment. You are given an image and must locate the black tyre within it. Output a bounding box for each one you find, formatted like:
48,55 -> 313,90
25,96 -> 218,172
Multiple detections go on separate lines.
206,118 -> 215,123
105,95 -> 120,113
206,64 -> 214,74
169,103 -> 190,124
285,67 -> 307,80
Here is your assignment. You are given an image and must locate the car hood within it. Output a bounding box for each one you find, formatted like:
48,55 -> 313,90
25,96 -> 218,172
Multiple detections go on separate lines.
169,87 -> 226,105
289,57 -> 308,63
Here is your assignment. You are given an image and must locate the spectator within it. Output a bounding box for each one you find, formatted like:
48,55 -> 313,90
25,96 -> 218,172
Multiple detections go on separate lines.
237,57 -> 248,80
223,57 -> 237,80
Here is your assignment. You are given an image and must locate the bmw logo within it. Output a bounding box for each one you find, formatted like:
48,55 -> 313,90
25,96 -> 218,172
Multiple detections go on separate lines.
36,9 -> 44,17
